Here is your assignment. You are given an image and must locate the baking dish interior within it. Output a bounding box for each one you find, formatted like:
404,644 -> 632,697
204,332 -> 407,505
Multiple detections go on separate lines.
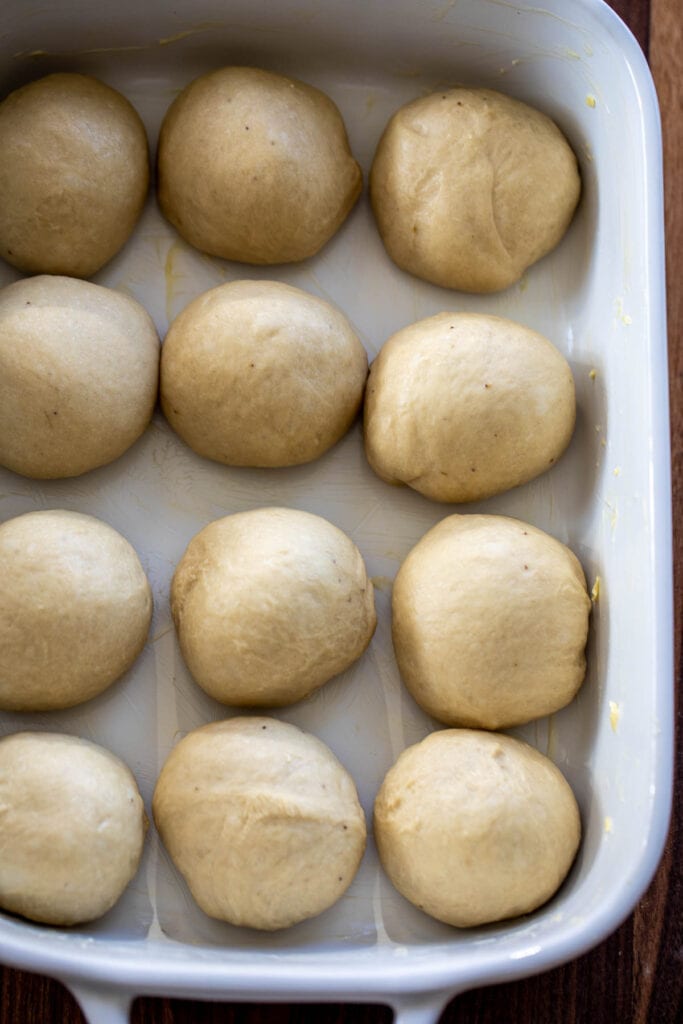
0,0 -> 671,998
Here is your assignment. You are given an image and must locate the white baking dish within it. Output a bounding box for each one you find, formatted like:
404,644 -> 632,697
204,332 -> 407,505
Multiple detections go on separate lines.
0,1 -> 672,1021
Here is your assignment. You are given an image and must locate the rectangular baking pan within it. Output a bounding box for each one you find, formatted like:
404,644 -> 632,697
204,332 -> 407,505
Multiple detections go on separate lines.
0,1 -> 672,1021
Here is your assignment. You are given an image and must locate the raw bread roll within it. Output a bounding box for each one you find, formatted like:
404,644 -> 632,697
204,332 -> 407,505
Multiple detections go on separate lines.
161,280 -> 368,467
392,514 -> 591,729
370,87 -> 580,292
171,508 -> 376,706
364,312 -> 575,503
374,729 -> 581,927
153,717 -> 366,930
0,510 -> 152,711
0,732 -> 146,926
0,73 -> 149,277
157,66 -> 362,264
0,275 -> 159,479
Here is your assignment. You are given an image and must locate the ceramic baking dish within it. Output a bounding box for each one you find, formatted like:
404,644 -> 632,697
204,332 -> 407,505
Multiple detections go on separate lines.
0,0 -> 672,1021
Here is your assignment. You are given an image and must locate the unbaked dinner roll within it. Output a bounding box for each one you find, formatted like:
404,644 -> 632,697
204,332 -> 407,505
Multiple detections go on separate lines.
370,87 -> 580,292
374,729 -> 581,928
0,275 -> 159,479
0,73 -> 149,277
0,510 -> 152,711
392,514 -> 591,730
171,508 -> 376,706
363,312 -> 575,503
153,717 -> 366,930
0,732 -> 146,926
161,280 -> 368,467
157,66 -> 362,264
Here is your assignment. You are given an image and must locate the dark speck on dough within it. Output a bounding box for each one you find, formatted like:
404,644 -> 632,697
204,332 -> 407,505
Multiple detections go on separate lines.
249,362 -> 255,368
261,724 -> 267,729
484,383 -> 491,389
523,564 -> 529,570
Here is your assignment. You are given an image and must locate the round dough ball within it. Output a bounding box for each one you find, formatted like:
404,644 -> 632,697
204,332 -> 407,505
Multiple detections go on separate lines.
157,66 -> 362,264
0,510 -> 153,711
392,514 -> 591,730
0,732 -> 146,926
0,275 -> 159,479
0,73 -> 149,277
153,717 -> 366,930
161,280 -> 368,467
364,312 -> 575,503
370,87 -> 580,292
171,508 -> 376,706
374,729 -> 581,927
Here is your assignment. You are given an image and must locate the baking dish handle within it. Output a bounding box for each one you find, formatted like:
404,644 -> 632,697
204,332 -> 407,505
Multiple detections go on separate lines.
391,993 -> 450,1024
68,985 -> 451,1023
69,983 -> 132,1024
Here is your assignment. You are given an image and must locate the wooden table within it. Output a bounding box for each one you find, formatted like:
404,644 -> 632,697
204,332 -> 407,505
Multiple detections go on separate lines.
1,0 -> 680,1020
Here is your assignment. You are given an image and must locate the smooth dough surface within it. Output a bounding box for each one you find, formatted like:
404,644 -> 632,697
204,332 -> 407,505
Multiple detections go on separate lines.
370,87 -> 580,292
392,514 -> 591,729
0,510 -> 153,711
0,275 -> 159,479
161,280 -> 368,467
171,508 -> 376,706
158,66 -> 362,264
153,717 -> 366,930
0,732 -> 146,926
363,312 -> 575,503
0,73 -> 149,277
374,729 -> 581,927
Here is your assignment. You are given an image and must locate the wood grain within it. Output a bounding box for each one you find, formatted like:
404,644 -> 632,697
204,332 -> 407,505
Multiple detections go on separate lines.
1,0 -> 680,1021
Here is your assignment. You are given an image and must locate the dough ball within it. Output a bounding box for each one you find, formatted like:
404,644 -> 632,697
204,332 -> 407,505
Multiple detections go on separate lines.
370,87 -> 580,292
374,728 -> 581,927
364,312 -> 575,503
171,508 -> 376,706
157,66 -> 362,264
153,717 -> 366,930
0,275 -> 159,479
0,732 -> 146,926
392,514 -> 591,729
161,280 -> 368,467
0,73 -> 149,277
0,510 -> 153,711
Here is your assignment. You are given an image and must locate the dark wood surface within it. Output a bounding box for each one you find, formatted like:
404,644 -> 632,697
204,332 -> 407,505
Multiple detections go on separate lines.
1,0 -> 680,1021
